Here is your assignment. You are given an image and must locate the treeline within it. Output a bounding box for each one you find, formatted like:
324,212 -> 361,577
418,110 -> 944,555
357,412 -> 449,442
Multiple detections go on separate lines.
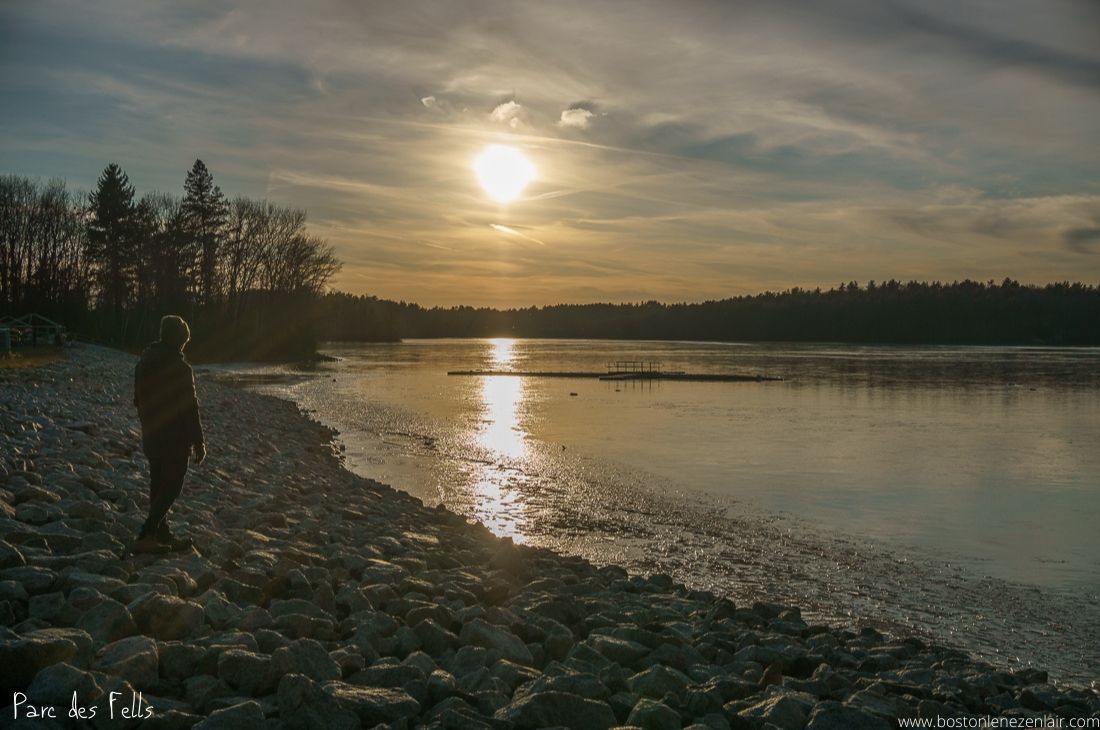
1,162 -> 339,360
318,279 -> 1100,345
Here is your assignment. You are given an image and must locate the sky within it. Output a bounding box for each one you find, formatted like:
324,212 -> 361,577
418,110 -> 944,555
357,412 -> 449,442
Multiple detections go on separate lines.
2,0 -> 1098,307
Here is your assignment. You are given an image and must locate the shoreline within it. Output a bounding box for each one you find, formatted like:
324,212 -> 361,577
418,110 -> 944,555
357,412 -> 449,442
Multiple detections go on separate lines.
224,348 -> 1100,686
1,344 -> 1097,728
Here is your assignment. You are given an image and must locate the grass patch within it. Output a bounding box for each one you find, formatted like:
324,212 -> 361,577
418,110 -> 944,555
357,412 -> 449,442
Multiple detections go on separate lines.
0,347 -> 68,370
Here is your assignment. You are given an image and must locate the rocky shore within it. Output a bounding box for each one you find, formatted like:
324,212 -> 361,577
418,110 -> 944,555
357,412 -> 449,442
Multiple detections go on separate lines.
1,344 -> 1096,729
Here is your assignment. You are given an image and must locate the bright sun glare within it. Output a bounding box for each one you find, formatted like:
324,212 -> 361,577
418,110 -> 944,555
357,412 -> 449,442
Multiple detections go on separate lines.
473,145 -> 536,203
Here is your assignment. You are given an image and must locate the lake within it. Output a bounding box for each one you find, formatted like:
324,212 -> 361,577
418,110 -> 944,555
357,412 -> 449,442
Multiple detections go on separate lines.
221,339 -> 1100,683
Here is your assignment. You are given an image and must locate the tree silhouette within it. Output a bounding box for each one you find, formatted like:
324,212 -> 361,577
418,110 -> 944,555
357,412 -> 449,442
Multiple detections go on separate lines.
181,160 -> 227,307
86,164 -> 137,315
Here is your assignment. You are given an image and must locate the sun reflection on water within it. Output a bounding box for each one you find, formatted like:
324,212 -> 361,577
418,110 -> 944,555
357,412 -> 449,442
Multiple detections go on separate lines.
471,339 -> 530,541
489,337 -> 516,369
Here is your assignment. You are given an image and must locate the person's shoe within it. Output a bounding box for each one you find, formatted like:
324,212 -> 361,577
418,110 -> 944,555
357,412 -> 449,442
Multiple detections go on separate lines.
132,535 -> 171,555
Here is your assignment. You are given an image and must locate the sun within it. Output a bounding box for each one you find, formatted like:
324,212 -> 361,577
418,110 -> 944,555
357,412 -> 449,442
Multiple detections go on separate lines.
473,144 -> 536,203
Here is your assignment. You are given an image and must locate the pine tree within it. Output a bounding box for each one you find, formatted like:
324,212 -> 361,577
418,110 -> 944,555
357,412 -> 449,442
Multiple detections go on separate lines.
86,163 -> 137,314
181,159 -> 227,307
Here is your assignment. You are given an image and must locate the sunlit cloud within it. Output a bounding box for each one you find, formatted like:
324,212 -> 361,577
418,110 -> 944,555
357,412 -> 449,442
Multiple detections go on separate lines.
558,107 -> 594,129
489,100 -> 523,129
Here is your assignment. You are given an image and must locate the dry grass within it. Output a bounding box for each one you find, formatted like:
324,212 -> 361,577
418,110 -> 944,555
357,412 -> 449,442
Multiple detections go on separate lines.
0,347 -> 68,370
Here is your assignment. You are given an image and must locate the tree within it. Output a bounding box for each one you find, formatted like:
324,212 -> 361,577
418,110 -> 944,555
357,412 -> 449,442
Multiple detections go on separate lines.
86,163 -> 137,314
181,160 -> 227,307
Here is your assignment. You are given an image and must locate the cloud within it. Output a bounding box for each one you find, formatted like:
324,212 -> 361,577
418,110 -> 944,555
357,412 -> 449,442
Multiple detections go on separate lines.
490,100 -> 523,129
3,0 -> 1099,305
558,107 -> 595,129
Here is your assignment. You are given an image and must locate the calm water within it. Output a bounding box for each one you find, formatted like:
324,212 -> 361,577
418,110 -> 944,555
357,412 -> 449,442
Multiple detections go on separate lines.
223,339 -> 1100,682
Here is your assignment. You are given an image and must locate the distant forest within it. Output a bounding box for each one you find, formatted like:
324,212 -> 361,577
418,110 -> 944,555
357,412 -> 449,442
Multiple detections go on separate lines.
4,166 -> 1099,358
1,164 -> 339,360
319,280 -> 1100,346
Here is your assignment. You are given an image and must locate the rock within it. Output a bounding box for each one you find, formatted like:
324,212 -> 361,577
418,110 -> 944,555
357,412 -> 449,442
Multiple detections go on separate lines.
806,701 -> 894,730
627,698 -> 682,730
217,649 -> 276,697
77,598 -> 137,645
140,709 -> 204,730
587,634 -> 649,667
27,662 -> 101,707
193,700 -> 265,730
0,565 -> 57,594
269,597 -> 333,620
737,691 -> 814,730
129,593 -> 204,641
94,635 -> 159,690
496,690 -> 618,730
0,632 -> 77,693
28,590 -> 69,622
0,539 -> 26,569
271,638 -> 341,682
277,673 -> 359,730
460,618 -> 534,665
629,664 -> 692,698
25,627 -> 95,669
159,641 -> 204,682
324,681 -> 421,726
413,618 -> 460,656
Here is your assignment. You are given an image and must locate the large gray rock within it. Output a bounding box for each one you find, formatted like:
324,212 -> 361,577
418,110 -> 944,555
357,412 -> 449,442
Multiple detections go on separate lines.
24,627 -> 95,669
27,662 -> 101,707
737,691 -> 815,730
128,592 -> 203,641
0,633 -> 78,693
0,539 -> 26,570
77,598 -> 137,645
496,690 -> 618,730
271,638 -> 341,682
626,698 -> 683,730
806,701 -> 894,730
192,700 -> 265,730
94,635 -> 159,690
217,649 -> 276,697
459,618 -> 534,665
629,664 -> 692,698
323,681 -> 421,726
277,673 -> 359,730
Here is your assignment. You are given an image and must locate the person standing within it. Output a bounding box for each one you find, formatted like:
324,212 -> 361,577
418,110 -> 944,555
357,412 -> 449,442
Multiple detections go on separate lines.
132,315 -> 206,553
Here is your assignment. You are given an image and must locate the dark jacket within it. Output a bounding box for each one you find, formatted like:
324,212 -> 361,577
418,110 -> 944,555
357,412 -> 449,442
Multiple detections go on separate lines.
134,341 -> 205,455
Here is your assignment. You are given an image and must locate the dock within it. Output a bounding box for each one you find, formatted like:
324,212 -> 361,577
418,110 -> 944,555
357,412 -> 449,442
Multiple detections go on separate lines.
447,360 -> 782,382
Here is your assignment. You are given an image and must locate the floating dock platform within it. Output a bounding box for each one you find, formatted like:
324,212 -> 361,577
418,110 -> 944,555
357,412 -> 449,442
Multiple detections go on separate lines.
447,360 -> 781,382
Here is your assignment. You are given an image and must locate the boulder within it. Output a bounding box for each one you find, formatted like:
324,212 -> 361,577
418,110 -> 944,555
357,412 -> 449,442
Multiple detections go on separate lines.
459,618 -> 534,665
94,635 -> 159,690
0,539 -> 26,570
27,662 -> 101,707
0,633 -> 78,693
271,638 -> 341,682
217,649 -> 276,697
128,593 -> 203,641
277,673 -> 359,730
496,690 -> 618,730
192,700 -> 265,730
76,598 -> 137,645
807,701 -> 894,730
323,681 -> 421,727
626,698 -> 683,730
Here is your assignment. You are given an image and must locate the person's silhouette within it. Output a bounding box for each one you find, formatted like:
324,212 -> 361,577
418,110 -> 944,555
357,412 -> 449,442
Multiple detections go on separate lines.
132,315 -> 206,553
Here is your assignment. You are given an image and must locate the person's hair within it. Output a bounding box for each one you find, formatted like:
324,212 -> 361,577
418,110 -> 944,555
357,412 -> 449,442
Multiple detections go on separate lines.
159,315 -> 191,349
